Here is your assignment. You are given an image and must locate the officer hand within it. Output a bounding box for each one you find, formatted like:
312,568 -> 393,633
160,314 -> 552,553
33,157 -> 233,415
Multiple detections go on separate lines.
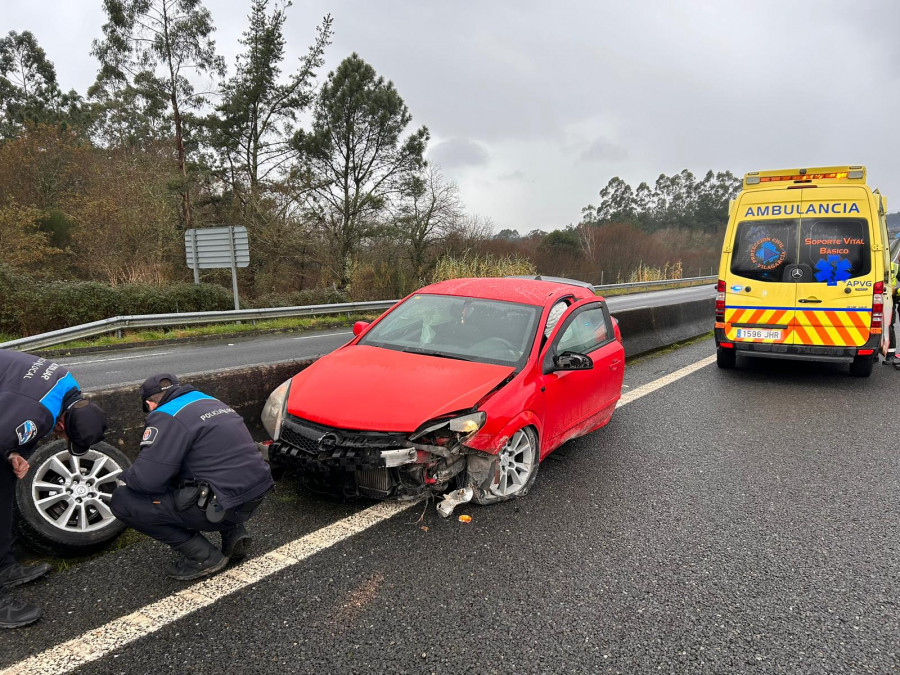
8,453 -> 29,479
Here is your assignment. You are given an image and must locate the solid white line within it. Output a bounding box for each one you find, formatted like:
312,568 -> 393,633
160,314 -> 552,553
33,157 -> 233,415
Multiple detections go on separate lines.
2,354 -> 714,675
0,502 -> 413,675
617,354 -> 716,408
292,331 -> 351,340
60,352 -> 173,367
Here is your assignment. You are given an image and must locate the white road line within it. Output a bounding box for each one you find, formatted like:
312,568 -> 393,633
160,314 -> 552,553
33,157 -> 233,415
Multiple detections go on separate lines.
60,352 -> 173,367
2,353 -> 714,675
0,502 -> 413,675
617,354 -> 716,408
292,331 -> 351,340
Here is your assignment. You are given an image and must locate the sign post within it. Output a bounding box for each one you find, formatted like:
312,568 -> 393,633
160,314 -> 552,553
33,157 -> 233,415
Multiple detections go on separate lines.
184,226 -> 250,310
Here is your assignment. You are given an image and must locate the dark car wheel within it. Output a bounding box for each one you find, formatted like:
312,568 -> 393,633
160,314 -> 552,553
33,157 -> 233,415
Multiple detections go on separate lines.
716,346 -> 736,369
14,440 -> 131,557
849,355 -> 874,378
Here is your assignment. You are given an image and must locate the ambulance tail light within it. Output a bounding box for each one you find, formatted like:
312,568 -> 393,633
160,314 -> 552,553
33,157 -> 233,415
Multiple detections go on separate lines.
872,281 -> 884,332
715,280 -> 726,322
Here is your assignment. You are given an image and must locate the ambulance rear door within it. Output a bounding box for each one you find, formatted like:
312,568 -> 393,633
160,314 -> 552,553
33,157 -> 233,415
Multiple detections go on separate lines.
724,189 -> 802,347
790,187 -> 875,348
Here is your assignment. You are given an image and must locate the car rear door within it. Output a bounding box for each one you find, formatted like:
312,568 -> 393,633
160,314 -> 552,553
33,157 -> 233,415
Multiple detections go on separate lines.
538,299 -> 623,455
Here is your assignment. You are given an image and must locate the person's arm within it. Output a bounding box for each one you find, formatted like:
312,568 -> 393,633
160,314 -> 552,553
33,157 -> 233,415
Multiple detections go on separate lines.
0,392 -> 52,461
121,413 -> 193,494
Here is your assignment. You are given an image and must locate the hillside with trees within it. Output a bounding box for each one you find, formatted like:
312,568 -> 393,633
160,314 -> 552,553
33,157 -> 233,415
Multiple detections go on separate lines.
3,1 -> 882,336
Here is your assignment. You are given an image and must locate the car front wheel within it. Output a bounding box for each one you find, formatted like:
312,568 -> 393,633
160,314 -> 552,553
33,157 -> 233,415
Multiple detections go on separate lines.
14,440 -> 132,557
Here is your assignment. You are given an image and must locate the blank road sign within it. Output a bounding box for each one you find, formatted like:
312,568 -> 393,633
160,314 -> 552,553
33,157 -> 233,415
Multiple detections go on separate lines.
185,226 -> 250,269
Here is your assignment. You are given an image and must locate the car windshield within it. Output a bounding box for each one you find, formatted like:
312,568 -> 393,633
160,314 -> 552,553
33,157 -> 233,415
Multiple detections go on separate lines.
358,293 -> 542,366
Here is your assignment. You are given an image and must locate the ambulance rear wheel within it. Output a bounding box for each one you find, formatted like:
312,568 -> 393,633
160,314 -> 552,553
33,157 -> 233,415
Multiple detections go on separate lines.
849,356 -> 874,377
716,346 -> 736,369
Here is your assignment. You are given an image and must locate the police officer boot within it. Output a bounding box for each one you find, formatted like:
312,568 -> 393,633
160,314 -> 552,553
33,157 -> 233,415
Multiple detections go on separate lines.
166,535 -> 227,581
0,594 -> 42,628
221,524 -> 251,562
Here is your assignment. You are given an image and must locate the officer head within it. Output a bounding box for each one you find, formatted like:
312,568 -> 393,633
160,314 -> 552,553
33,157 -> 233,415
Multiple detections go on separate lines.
61,399 -> 108,457
140,373 -> 179,413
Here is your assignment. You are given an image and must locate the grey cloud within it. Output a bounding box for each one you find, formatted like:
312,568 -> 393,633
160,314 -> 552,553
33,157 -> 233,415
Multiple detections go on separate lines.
579,139 -> 627,163
499,170 -> 526,181
428,138 -> 490,169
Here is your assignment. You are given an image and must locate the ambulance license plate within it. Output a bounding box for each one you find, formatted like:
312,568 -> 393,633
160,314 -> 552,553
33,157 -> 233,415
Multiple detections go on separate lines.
736,328 -> 782,340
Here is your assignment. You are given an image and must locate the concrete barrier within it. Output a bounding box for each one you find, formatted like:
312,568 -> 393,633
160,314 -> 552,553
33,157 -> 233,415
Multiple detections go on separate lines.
612,297 -> 714,358
84,298 -> 714,461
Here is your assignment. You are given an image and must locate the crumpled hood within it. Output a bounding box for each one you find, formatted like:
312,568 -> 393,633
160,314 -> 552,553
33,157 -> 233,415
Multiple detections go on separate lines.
286,345 -> 515,432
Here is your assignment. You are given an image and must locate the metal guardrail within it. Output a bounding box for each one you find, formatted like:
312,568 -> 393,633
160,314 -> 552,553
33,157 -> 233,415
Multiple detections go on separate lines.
594,275 -> 716,293
0,276 -> 717,352
0,301 -> 398,351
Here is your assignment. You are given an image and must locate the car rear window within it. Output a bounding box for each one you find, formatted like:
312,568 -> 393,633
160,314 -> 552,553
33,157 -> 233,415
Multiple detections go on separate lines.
731,218 -> 870,283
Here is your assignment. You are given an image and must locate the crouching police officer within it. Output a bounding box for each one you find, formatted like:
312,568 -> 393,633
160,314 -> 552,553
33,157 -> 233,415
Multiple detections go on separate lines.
110,374 -> 274,581
1,349 -> 107,628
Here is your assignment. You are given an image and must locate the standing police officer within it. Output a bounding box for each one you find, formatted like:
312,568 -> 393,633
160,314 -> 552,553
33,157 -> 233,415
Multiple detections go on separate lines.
110,374 -> 273,581
0,350 -> 107,628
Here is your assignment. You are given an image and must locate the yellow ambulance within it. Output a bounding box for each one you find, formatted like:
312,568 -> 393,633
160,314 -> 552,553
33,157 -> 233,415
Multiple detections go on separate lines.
715,165 -> 891,377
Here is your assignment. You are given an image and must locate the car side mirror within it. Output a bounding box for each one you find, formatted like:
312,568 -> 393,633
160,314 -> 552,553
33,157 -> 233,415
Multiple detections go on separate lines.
553,351 -> 593,371
353,321 -> 370,337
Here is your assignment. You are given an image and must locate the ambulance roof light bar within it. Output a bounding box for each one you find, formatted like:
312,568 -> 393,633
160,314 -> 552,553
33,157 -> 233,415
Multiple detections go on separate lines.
744,166 -> 866,187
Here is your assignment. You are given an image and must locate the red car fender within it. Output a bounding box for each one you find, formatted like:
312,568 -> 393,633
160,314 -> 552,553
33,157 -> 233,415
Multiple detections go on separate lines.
464,409 -> 543,456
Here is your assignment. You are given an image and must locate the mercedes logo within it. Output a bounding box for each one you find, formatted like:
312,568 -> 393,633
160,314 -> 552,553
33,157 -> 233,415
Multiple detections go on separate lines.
791,268 -> 804,279
317,432 -> 341,451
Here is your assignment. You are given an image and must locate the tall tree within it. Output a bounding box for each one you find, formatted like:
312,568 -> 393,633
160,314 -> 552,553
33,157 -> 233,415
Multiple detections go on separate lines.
91,0 -> 225,229
213,1 -> 331,228
293,53 -> 429,290
0,31 -> 82,139
394,166 -> 462,283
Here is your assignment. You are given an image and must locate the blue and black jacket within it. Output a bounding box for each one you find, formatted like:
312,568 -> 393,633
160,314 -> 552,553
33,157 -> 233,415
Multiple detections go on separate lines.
123,385 -> 274,509
0,350 -> 81,458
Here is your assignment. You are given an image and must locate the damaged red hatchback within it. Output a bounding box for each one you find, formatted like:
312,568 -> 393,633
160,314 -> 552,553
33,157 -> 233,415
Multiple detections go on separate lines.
261,276 -> 624,516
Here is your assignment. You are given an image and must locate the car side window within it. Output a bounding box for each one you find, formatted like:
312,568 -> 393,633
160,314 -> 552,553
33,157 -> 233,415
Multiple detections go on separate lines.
554,305 -> 611,355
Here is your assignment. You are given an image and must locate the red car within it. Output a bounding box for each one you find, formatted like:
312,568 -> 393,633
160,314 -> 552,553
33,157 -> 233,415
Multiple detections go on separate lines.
261,276 -> 624,515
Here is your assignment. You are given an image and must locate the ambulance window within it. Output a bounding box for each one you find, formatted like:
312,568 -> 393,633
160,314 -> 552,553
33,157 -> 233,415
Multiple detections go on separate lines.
730,220 -> 798,282
798,219 -> 870,280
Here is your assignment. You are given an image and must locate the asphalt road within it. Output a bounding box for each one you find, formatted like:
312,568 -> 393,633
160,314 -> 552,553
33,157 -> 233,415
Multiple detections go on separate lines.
3,336 -> 898,674
55,284 -> 715,392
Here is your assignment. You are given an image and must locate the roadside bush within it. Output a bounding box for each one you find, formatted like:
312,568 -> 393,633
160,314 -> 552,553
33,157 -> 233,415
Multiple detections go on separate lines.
0,275 -> 235,337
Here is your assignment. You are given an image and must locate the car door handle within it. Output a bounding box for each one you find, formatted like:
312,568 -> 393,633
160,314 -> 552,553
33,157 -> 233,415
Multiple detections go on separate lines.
609,359 -> 621,370
798,298 -> 822,303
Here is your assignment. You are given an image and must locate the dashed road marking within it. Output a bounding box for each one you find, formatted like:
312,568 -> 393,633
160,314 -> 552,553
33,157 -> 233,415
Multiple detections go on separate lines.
60,352 -> 173,367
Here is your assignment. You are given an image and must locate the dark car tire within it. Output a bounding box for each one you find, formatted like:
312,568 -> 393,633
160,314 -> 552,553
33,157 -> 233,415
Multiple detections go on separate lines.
849,355 -> 874,378
14,440 -> 132,557
716,346 -> 736,369
472,426 -> 540,505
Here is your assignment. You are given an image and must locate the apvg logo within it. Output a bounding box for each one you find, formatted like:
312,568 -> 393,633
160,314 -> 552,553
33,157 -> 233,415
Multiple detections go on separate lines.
750,237 -> 786,270
16,420 -> 37,445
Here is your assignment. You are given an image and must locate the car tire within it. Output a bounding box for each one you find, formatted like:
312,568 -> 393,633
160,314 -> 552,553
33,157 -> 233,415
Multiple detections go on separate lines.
849,355 -> 874,378
472,426 -> 540,505
716,346 -> 736,369
14,440 -> 131,557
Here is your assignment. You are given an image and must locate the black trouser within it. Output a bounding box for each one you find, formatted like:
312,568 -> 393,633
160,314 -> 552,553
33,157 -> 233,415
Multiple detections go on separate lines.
110,486 -> 263,548
889,300 -> 898,354
0,460 -> 16,569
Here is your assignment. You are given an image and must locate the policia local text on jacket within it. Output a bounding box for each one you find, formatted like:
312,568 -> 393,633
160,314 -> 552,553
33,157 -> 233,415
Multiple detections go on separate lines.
110,374 -> 274,581
0,350 -> 107,628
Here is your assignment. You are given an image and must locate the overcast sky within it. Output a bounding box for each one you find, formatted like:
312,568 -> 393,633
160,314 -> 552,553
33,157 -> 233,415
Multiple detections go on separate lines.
7,0 -> 900,232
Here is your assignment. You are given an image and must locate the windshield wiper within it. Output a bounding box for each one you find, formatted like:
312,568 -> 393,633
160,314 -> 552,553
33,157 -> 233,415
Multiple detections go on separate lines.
401,347 -> 472,361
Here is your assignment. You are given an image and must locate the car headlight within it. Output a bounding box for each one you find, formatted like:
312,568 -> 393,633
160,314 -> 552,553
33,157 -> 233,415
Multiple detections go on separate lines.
410,411 -> 487,444
261,378 -> 292,441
